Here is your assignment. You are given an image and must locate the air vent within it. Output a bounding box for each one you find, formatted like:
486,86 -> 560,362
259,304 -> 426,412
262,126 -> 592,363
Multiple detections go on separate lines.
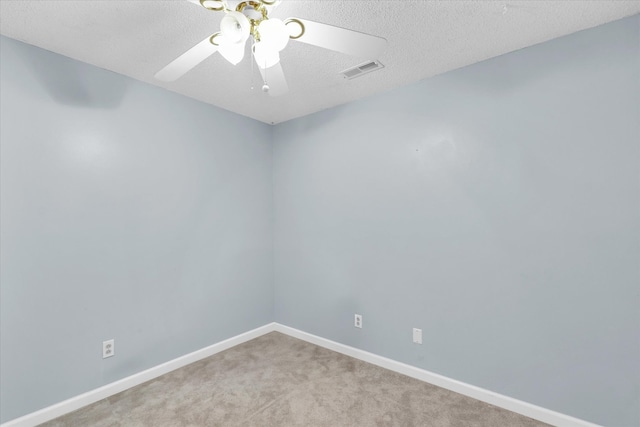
341,61 -> 384,80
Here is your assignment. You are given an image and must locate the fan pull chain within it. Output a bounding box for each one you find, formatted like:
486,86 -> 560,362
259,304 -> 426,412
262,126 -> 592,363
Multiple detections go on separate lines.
262,58 -> 269,93
250,43 -> 255,90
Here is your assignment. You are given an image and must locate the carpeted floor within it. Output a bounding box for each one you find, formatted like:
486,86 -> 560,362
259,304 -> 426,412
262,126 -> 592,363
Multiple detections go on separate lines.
41,332 -> 549,426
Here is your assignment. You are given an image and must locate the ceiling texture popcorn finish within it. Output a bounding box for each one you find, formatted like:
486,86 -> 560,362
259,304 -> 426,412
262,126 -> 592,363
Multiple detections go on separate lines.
1,0 -> 639,124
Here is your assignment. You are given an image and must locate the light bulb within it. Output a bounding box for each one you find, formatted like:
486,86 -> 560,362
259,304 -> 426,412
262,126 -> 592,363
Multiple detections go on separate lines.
220,11 -> 250,44
253,41 -> 280,69
257,19 -> 289,52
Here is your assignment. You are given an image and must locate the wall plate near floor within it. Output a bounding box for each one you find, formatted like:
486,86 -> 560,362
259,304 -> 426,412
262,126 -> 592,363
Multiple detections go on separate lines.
354,314 -> 362,328
413,328 -> 422,344
103,339 -> 115,358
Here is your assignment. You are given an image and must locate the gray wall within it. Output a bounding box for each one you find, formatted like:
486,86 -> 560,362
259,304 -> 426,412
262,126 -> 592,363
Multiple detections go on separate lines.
273,15 -> 639,427
0,37 -> 273,422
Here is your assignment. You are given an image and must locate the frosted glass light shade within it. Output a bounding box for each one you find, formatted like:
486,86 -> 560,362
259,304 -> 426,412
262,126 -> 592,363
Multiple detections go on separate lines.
253,42 -> 280,69
258,19 -> 289,52
220,11 -> 251,43
219,37 -> 246,65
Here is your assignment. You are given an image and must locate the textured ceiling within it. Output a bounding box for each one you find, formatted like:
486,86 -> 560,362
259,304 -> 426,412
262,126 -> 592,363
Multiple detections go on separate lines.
1,1 -> 639,124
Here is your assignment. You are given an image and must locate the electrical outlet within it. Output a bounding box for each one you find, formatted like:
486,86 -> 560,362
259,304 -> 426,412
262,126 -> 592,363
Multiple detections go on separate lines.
354,314 -> 362,328
413,328 -> 422,344
103,339 -> 115,358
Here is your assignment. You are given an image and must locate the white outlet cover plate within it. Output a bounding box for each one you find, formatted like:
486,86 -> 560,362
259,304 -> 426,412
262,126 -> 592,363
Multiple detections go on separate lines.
413,328 -> 422,344
103,339 -> 115,358
354,314 -> 362,328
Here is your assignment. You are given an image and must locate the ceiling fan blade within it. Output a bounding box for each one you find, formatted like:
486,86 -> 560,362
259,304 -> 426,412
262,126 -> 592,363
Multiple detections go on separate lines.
286,18 -> 387,59
258,63 -> 288,97
155,35 -> 219,82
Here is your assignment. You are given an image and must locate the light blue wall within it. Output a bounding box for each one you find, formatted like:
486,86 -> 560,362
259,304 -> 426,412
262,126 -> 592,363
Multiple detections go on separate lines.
2,14 -> 639,427
0,37 -> 273,422
273,15 -> 640,427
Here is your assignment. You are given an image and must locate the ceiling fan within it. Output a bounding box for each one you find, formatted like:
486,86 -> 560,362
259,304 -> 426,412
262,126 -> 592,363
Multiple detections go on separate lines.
155,0 -> 387,96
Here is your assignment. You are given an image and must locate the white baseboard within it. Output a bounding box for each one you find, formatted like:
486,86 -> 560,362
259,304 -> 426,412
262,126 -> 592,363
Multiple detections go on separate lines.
3,322 -> 600,427
1,323 -> 277,427
273,323 -> 601,427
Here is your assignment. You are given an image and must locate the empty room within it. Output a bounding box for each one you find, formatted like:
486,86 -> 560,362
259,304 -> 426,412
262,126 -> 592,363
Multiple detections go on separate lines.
0,1 -> 638,426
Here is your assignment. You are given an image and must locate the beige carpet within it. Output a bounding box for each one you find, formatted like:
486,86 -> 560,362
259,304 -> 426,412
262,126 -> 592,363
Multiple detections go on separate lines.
41,332 -> 549,426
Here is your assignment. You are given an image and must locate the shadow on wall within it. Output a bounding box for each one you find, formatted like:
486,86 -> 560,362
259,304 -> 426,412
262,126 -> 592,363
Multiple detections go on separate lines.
15,43 -> 128,109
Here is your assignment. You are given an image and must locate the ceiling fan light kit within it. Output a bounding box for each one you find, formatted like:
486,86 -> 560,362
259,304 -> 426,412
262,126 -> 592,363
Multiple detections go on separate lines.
257,18 -> 289,52
155,0 -> 388,96
220,11 -> 251,43
253,41 -> 280,69
218,40 -> 245,65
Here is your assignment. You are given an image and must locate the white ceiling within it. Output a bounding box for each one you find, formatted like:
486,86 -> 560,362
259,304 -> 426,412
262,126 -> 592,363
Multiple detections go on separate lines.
1,1 -> 639,124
